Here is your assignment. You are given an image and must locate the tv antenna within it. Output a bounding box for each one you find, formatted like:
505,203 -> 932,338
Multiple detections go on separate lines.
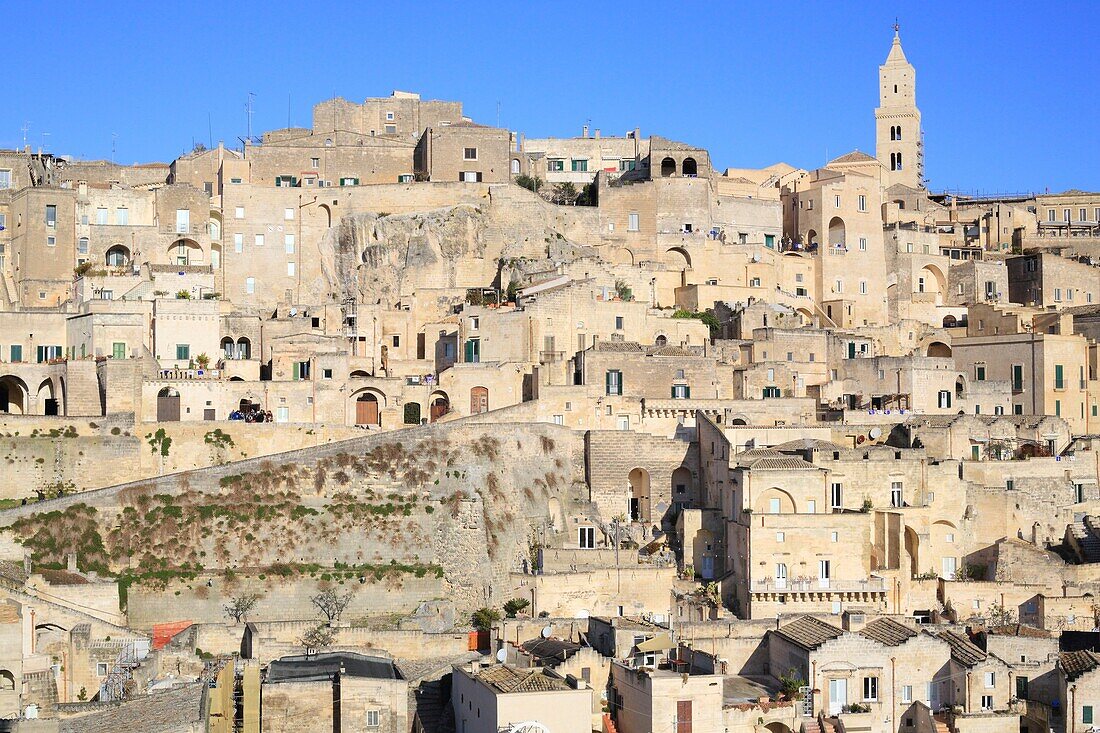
21,122 -> 30,149
246,92 -> 256,141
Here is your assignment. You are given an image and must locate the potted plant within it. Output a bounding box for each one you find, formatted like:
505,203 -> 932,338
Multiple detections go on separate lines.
196,353 -> 210,370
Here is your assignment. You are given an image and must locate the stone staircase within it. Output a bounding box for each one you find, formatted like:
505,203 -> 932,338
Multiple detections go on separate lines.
932,713 -> 952,733
1068,515 -> 1100,562
801,719 -> 824,733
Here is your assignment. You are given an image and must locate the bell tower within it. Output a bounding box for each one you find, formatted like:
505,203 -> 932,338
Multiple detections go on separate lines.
875,24 -> 923,189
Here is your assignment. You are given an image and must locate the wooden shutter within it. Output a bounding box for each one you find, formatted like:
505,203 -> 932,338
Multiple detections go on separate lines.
476,172 -> 483,182
676,700 -> 692,733
292,362 -> 300,381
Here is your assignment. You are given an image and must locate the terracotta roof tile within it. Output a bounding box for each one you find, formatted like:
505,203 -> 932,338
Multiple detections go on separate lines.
774,617 -> 843,650
859,618 -> 917,647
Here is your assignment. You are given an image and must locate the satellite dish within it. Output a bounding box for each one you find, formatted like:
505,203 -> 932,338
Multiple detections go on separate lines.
869,426 -> 883,440
496,648 -> 507,663
541,625 -> 553,638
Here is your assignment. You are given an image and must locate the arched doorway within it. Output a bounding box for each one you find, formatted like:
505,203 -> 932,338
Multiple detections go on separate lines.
37,379 -> 58,416
660,157 -> 676,177
355,392 -> 381,426
926,342 -> 952,358
157,387 -> 181,422
918,265 -> 947,305
612,248 -> 634,266
682,157 -> 698,176
942,315 -> 957,328
665,247 -> 691,268
671,466 -> 692,503
105,244 -> 130,268
403,402 -> 422,425
828,216 -> 846,249
655,334 -> 668,347
0,376 -> 29,414
170,239 -> 203,266
628,468 -> 651,523
429,391 -> 450,422
210,243 -> 222,270
236,337 -> 251,360
806,229 -> 818,247
221,337 -> 234,359
904,526 -> 920,578
319,204 -> 332,228
470,386 -> 489,415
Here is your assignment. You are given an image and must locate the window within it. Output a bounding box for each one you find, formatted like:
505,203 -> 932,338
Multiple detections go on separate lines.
366,709 -> 380,727
859,281 -> 867,295
858,194 -> 867,211
863,676 -> 878,701
254,234 -> 264,247
547,159 -> 564,172
46,205 -> 57,227
768,497 -> 781,514
579,526 -> 596,548
891,481 -> 903,508
463,147 -> 478,160
672,384 -> 690,399
293,360 -> 311,380
976,365 -> 986,381
606,370 -> 622,396
460,171 -> 481,183
46,235 -> 56,247
0,169 -> 10,189
571,159 -> 588,172
1012,364 -> 1023,391
115,207 -> 129,225
96,663 -> 109,676
981,695 -> 993,710
234,233 -> 243,253
235,206 -> 244,219
553,414 -> 564,425
384,124 -> 396,134
284,234 -> 295,253
834,195 -> 841,208
901,685 -> 912,703
1055,287 -> 1063,302
628,212 -> 640,232
78,237 -> 89,254
230,177 -> 243,184
1055,364 -> 1065,389
10,345 -> 22,363
284,208 -> 294,221
835,279 -> 843,293
776,531 -> 785,542
984,672 -> 995,688
859,237 -> 867,251
245,277 -> 255,294
830,483 -> 842,510
112,342 -> 126,359
1064,208 -> 1072,222
287,262 -> 296,277
310,157 -> 320,168
1084,706 -> 1094,725
176,344 -> 190,360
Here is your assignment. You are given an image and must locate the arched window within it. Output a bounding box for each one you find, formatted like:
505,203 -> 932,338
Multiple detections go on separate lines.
510,159 -> 520,175
105,245 -> 130,268
895,125 -> 902,140
682,157 -> 698,176
660,157 -> 676,177
236,337 -> 251,360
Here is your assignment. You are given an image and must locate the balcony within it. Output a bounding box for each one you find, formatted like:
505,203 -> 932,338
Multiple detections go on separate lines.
751,577 -> 887,602
539,350 -> 565,363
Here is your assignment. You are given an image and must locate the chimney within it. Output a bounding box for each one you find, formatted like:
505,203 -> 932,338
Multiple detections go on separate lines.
582,124 -> 589,138
594,129 -> 601,139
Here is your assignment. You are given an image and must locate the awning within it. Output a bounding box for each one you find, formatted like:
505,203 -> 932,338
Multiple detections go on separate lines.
636,633 -> 676,653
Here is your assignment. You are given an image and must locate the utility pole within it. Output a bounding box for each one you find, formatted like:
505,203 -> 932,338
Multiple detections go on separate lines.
246,92 -> 256,142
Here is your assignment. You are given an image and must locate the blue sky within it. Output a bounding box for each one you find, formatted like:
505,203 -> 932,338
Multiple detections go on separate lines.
4,1 -> 1098,193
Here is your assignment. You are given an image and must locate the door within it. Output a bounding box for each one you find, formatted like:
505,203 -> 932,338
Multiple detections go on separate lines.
157,394 -> 181,421
276,407 -> 289,423
430,397 -> 448,422
675,700 -> 692,733
203,408 -> 215,421
356,397 -> 379,426
819,560 -> 831,589
775,563 -> 787,589
175,209 -> 190,234
700,556 -> 714,580
828,678 -> 847,716
470,387 -> 488,415
942,556 -> 957,580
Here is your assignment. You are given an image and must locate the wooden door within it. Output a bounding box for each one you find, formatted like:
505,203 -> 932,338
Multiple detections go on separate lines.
430,399 -> 447,422
356,399 -> 378,425
470,387 -> 488,414
157,395 -> 180,422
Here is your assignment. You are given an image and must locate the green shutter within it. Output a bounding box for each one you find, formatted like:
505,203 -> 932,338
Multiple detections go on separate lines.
113,342 -> 125,360
37,346 -> 44,363
685,386 -> 691,398
464,340 -> 474,363
671,386 -> 677,399
606,371 -> 613,395
292,362 -> 300,381
1055,364 -> 1064,388
10,345 -> 22,363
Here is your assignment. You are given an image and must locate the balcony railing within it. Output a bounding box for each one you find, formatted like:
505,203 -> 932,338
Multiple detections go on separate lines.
753,577 -> 886,593
539,350 -> 565,363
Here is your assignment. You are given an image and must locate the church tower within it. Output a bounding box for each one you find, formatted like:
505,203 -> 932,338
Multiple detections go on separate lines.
875,25 -> 923,189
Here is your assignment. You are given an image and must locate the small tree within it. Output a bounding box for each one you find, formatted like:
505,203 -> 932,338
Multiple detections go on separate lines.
577,181 -> 598,206
987,602 -> 1018,627
471,607 -> 501,631
224,593 -> 260,623
550,182 -> 578,205
300,623 -> 336,650
778,670 -> 805,699
506,279 -> 519,303
311,588 -> 355,623
195,353 -> 210,369
614,280 -> 634,302
515,174 -> 542,193
176,289 -> 191,300
503,598 -> 530,618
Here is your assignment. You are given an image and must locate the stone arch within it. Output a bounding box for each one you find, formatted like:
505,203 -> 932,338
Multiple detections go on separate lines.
105,244 -> 130,268
319,204 -> 333,228
955,375 -> 966,398
628,468 -> 651,523
942,315 -> 957,328
655,334 -> 668,347
470,386 -> 489,415
682,157 -> 698,176
350,370 -> 370,378
806,229 -> 818,247
926,341 -> 952,358
429,390 -> 450,422
828,216 -> 846,248
796,307 -> 815,325
893,199 -> 906,210
671,466 -> 692,502
0,670 -> 14,690
729,415 -> 748,426
765,722 -> 794,733
0,375 -> 29,415
918,264 -> 947,304
36,379 -> 58,416
904,526 -> 921,578
170,238 -> 202,266
510,158 -> 521,175
236,337 -> 251,360
221,337 -> 234,359
660,157 -> 676,177
756,486 -> 797,514
156,386 -> 180,422
352,389 -> 384,426
665,247 -> 691,268
612,248 -> 634,266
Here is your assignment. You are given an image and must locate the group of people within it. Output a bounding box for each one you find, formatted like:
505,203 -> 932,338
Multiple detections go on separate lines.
228,403 -> 273,423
